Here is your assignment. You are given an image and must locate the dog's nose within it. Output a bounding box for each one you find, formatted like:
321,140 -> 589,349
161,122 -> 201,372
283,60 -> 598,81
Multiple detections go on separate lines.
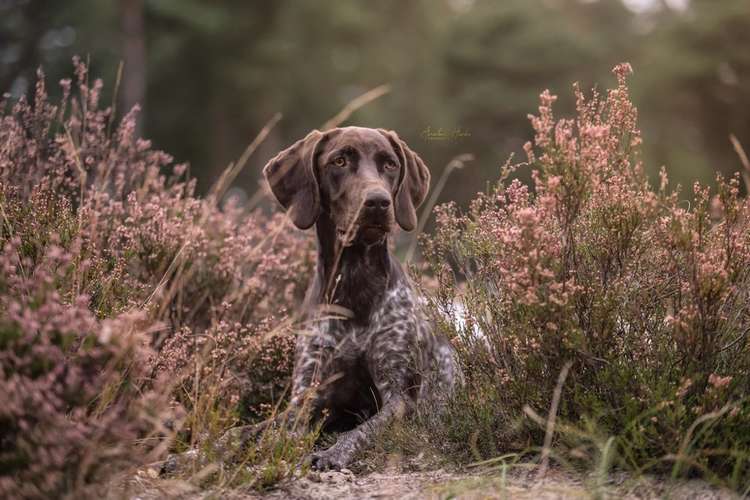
364,191 -> 391,211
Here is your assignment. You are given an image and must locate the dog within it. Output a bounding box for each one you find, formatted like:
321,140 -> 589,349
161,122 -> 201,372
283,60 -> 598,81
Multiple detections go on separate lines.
260,126 -> 461,470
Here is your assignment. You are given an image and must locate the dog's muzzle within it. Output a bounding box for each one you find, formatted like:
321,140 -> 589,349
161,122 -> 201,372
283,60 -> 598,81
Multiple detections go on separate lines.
337,190 -> 394,246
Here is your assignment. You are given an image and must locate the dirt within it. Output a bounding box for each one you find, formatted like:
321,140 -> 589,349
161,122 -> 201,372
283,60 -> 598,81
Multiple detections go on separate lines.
260,468 -> 737,500
126,464 -> 739,499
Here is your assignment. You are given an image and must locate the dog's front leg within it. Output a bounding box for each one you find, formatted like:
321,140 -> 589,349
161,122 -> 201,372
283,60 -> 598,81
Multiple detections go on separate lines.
308,393 -> 410,471
309,324 -> 417,471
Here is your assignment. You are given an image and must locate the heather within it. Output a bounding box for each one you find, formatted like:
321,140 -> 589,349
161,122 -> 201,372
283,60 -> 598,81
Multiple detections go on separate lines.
2,58 -> 750,498
420,64 -> 750,490
0,60 -> 313,497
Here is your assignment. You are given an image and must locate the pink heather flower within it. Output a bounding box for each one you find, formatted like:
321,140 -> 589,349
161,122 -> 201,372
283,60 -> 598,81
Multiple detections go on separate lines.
708,374 -> 732,390
516,207 -> 537,225
710,195 -> 724,220
528,90 -> 558,148
612,62 -> 634,80
523,141 -> 535,164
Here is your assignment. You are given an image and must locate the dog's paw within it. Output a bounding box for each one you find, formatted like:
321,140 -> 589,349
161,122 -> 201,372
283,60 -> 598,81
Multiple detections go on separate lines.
308,447 -> 351,471
159,449 -> 200,476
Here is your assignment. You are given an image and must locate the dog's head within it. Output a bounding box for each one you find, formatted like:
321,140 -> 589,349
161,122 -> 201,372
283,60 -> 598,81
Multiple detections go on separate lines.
263,126 -> 430,246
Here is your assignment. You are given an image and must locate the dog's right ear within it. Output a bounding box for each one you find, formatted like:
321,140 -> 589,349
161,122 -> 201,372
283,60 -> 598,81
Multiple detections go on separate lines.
263,130 -> 325,229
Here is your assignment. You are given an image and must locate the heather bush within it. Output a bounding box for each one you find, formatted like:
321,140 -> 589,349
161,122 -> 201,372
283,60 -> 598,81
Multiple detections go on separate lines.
6,56 -> 750,496
0,238 -> 165,498
422,64 -> 750,489
0,60 -> 314,496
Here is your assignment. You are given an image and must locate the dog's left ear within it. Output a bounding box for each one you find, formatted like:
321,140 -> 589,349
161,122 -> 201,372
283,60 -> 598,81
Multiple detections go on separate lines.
378,129 -> 431,231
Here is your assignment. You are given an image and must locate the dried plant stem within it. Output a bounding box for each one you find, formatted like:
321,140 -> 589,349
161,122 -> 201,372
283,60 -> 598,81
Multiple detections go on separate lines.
729,134 -> 750,193
210,112 -> 283,205
321,84 -> 391,131
107,61 -> 124,138
526,360 -> 573,480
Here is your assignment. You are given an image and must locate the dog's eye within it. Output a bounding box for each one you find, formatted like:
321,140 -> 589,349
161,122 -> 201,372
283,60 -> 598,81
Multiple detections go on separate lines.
332,156 -> 347,168
384,160 -> 398,171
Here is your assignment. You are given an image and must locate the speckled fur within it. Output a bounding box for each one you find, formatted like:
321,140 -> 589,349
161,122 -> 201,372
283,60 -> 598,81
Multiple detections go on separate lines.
295,237 -> 462,470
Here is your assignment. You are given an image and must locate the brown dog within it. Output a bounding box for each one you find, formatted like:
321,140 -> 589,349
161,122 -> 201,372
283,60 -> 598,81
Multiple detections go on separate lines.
261,126 -> 461,470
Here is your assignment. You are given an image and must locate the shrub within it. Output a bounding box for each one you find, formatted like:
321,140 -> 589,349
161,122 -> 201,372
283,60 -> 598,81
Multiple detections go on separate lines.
422,63 -> 750,489
0,59 -> 314,496
0,238 -> 164,499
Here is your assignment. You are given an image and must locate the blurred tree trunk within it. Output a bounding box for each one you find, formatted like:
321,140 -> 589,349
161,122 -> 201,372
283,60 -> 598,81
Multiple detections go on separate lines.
119,0 -> 146,136
0,0 -> 51,96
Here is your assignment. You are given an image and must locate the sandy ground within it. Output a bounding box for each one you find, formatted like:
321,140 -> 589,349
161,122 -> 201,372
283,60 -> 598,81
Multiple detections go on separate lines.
126,464 -> 739,499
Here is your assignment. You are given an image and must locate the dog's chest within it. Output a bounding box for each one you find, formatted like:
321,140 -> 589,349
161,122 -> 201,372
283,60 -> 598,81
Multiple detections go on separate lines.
313,317 -> 391,361
313,285 -> 422,357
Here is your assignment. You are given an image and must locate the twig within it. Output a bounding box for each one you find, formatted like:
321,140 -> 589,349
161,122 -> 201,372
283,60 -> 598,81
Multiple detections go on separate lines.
717,326 -> 750,354
525,360 -> 573,481
323,202 -> 365,303
320,84 -> 390,131
209,112 -> 282,205
729,134 -> 750,193
307,86 -> 391,299
106,61 -> 124,138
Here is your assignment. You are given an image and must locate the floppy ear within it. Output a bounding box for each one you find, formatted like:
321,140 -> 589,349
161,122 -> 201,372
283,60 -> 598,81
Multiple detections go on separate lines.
377,129 -> 431,231
263,130 -> 325,229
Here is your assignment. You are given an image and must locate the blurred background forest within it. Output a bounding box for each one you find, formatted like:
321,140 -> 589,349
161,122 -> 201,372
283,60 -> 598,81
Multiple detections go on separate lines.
2,0 -> 749,209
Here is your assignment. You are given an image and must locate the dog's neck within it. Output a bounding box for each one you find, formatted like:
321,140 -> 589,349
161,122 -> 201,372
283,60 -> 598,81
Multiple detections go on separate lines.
312,212 -> 394,323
